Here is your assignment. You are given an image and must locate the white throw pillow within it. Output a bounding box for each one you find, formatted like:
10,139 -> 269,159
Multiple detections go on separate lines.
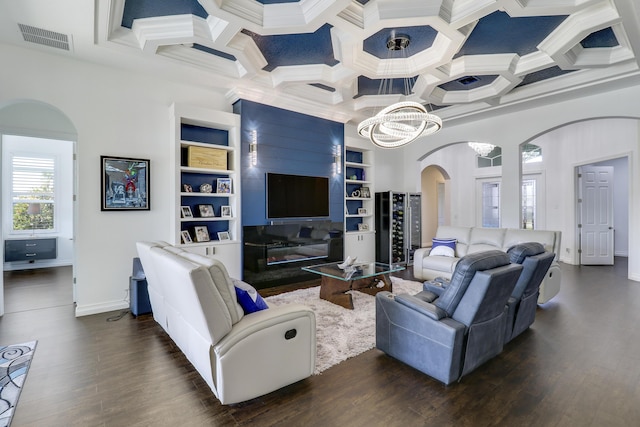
429,245 -> 455,257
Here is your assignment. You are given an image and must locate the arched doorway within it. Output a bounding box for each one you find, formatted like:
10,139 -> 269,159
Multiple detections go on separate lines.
0,100 -> 77,316
420,164 -> 450,247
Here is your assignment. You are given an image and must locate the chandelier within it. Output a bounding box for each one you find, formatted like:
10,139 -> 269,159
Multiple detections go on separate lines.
468,142 -> 495,157
358,34 -> 442,149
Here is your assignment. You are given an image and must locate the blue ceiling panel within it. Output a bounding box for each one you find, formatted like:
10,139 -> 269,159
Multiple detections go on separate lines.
121,0 -> 208,29
242,24 -> 338,71
581,27 -> 619,48
192,44 -> 237,61
363,26 -> 437,59
355,76 -> 417,98
438,75 -> 499,92
517,66 -> 575,88
455,11 -> 567,58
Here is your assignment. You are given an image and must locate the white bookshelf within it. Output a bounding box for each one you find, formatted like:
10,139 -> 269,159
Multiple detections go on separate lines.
344,144 -> 375,262
169,103 -> 242,277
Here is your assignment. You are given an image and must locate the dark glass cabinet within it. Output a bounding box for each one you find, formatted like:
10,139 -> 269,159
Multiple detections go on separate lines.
375,192 -> 421,265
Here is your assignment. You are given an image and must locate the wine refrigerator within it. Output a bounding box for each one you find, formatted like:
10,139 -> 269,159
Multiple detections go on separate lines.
375,191 -> 421,265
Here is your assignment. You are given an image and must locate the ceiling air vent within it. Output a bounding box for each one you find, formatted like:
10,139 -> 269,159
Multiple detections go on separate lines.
18,23 -> 71,51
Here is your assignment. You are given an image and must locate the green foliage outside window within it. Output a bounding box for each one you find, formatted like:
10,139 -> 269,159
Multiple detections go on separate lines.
13,202 -> 54,231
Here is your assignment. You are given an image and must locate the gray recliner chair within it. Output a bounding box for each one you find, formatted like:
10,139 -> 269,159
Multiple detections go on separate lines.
376,250 -> 522,385
504,242 -> 555,343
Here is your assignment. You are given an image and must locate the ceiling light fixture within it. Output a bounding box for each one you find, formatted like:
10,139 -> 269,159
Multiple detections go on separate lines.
358,34 -> 442,149
468,142 -> 495,157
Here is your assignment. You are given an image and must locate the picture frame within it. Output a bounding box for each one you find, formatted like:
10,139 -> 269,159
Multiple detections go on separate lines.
217,231 -> 231,241
217,178 -> 232,193
358,223 -> 369,231
221,205 -> 232,217
359,187 -> 370,198
180,230 -> 192,244
357,207 -> 367,215
101,156 -> 150,211
183,183 -> 193,193
198,204 -> 215,218
194,226 -> 210,242
181,206 -> 193,218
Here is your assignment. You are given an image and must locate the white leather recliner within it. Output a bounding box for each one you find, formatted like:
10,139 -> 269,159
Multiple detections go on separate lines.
136,241 -> 316,405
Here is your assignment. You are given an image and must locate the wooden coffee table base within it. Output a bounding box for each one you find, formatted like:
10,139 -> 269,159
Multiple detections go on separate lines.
318,273 -> 393,309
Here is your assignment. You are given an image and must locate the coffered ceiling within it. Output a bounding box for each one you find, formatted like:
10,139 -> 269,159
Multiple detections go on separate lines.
1,0 -> 639,125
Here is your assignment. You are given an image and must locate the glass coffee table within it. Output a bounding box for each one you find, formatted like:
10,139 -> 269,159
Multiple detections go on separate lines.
302,261 -> 405,309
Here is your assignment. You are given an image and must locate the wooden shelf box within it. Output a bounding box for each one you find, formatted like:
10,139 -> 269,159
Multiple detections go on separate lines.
187,146 -> 228,170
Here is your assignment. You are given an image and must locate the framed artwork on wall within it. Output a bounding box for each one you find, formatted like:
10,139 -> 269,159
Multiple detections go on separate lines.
101,156 -> 150,211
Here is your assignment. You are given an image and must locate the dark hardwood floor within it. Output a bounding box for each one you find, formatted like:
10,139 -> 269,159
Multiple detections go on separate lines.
2,259 -> 639,426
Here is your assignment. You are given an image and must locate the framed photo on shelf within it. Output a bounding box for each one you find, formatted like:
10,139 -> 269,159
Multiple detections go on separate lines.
100,155 -> 150,211
221,205 -> 232,217
359,187 -> 370,198
180,230 -> 192,244
358,223 -> 369,231
217,178 -> 232,193
193,226 -> 210,242
181,206 -> 193,218
198,204 -> 215,217
217,231 -> 231,241
357,207 -> 367,215
183,183 -> 193,193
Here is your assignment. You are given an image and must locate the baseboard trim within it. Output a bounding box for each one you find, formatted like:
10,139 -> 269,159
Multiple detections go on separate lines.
75,300 -> 129,317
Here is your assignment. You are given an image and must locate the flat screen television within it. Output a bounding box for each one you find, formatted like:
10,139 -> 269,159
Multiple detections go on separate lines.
267,173 -> 330,219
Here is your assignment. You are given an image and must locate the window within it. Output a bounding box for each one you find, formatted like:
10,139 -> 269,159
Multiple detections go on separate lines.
10,154 -> 56,232
522,179 -> 536,229
481,181 -> 500,227
477,146 -> 502,168
522,143 -> 542,164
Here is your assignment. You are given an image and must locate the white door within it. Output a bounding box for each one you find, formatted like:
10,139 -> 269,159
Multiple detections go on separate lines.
476,179 -> 501,228
579,165 -> 614,265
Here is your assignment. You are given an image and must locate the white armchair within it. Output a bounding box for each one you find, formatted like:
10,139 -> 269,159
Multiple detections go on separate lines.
136,242 -> 316,404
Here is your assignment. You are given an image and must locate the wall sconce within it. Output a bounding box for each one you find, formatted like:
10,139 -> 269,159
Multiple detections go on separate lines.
333,145 -> 342,175
249,129 -> 257,167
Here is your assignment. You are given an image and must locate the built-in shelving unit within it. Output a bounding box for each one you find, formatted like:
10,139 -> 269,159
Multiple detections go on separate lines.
170,103 -> 242,277
344,143 -> 375,262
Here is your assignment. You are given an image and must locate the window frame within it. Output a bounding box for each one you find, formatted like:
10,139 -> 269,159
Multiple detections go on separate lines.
7,150 -> 59,235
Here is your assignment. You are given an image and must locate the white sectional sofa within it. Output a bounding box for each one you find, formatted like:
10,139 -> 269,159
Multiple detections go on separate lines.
413,226 -> 562,303
136,241 -> 316,405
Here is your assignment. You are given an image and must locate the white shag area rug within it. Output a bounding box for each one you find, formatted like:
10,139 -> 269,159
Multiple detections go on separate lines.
264,276 -> 423,374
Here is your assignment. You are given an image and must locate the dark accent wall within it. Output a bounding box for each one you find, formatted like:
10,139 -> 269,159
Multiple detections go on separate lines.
233,100 -> 344,226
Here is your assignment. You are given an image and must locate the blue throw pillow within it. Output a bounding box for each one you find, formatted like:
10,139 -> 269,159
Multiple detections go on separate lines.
298,226 -> 313,238
430,238 -> 457,257
234,281 -> 269,314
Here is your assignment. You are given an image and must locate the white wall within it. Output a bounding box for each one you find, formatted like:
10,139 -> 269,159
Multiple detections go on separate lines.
0,43 -> 231,316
